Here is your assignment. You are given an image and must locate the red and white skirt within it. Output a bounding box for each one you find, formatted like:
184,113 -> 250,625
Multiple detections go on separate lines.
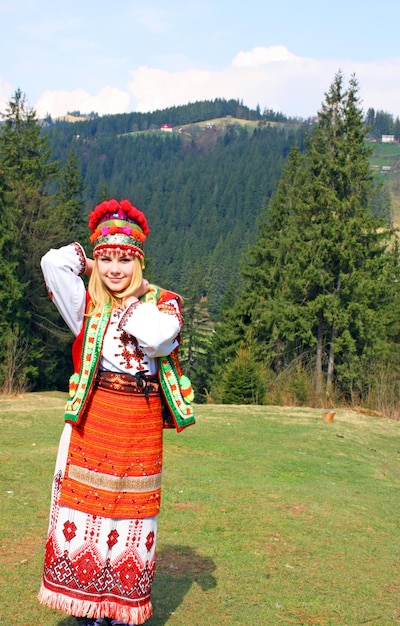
39,378 -> 163,624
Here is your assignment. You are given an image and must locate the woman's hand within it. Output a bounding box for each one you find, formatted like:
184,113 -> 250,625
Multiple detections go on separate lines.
84,258 -> 94,276
135,278 -> 150,298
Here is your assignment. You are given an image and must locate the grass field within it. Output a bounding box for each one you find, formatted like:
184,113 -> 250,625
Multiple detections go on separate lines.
1,393 -> 400,625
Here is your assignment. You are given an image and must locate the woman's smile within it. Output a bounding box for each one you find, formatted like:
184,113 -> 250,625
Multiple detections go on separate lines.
97,252 -> 135,293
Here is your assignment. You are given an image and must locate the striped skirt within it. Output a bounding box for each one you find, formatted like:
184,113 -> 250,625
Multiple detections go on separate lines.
38,380 -> 163,624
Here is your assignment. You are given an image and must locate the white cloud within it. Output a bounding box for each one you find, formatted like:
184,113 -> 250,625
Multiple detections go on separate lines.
128,66 -> 220,112
27,46 -> 400,119
127,49 -> 332,117
127,47 -> 400,118
232,45 -> 298,66
351,59 -> 400,113
35,86 -> 131,118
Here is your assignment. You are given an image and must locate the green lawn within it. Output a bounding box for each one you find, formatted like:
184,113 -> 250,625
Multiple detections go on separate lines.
1,394 -> 400,625
370,141 -> 400,168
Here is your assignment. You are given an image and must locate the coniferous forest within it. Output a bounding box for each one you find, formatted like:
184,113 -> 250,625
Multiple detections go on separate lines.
1,76 -> 400,416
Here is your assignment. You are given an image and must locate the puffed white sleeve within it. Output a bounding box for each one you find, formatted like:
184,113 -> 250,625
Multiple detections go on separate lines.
41,242 -> 87,337
118,299 -> 182,358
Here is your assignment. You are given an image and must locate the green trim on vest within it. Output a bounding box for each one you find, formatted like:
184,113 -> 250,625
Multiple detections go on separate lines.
141,286 -> 195,432
64,302 -> 111,424
158,354 -> 195,432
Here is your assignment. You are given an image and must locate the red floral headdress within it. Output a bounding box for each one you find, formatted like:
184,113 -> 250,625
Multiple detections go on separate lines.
88,199 -> 149,266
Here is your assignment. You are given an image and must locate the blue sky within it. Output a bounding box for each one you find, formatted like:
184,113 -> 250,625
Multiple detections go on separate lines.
1,0 -> 399,119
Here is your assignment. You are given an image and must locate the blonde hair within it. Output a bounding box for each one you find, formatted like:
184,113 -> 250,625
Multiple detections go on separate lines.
88,255 -> 143,315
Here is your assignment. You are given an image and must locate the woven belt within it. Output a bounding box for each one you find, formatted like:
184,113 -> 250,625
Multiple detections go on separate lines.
95,370 -> 159,396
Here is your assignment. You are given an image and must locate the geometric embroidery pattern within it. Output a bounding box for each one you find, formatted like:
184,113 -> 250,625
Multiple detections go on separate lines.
107,529 -> 119,550
43,537 -> 155,595
145,531 -> 154,552
41,511 -> 156,623
63,520 -> 77,542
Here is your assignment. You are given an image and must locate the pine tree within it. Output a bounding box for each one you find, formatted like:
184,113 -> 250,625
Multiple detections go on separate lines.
180,264 -> 214,402
300,72 -> 392,399
220,344 -> 266,404
36,147 -> 87,390
0,90 -> 85,392
0,167 -> 26,393
212,72 -> 400,405
0,91 -> 57,390
54,147 -> 87,244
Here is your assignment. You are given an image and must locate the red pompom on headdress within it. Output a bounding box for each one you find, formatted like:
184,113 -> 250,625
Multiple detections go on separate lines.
88,198 -> 149,267
88,198 -> 149,235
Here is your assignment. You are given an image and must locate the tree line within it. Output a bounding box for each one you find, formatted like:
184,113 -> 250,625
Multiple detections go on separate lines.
1,81 -> 400,417
45,97 -> 291,134
365,108 -> 400,140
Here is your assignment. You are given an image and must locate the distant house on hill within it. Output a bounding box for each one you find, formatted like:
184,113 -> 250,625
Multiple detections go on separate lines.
382,134 -> 395,143
160,123 -> 172,132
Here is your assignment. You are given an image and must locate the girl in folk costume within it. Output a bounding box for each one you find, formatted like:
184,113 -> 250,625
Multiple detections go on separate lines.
38,199 -> 194,626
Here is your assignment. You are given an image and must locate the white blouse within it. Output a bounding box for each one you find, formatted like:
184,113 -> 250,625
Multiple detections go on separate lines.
41,243 -> 181,376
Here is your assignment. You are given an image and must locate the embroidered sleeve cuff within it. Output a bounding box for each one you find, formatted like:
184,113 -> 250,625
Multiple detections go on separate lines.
158,300 -> 183,328
71,242 -> 87,276
117,300 -> 142,330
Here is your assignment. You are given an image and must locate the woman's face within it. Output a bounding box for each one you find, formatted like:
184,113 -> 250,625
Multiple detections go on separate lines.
97,251 -> 135,294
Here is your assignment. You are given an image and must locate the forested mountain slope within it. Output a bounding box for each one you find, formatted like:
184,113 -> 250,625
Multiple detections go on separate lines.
45,102 -> 306,315
44,98 -> 399,315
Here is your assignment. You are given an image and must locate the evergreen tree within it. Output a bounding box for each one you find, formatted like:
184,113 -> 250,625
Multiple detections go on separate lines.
54,147 -> 87,244
208,281 -> 250,402
0,167 -> 26,393
372,182 -> 392,226
300,72 -> 391,398
0,90 -> 57,390
220,343 -> 266,404
0,90 -> 84,392
213,72 -> 400,405
36,147 -> 87,390
180,264 -> 214,402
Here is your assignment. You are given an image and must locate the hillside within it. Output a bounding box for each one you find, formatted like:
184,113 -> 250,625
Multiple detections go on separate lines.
115,115 -> 263,152
369,140 -> 400,226
44,100 -> 399,314
46,108 -> 306,316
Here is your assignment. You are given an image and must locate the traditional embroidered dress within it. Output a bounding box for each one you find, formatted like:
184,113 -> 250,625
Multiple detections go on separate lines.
38,242 -> 184,624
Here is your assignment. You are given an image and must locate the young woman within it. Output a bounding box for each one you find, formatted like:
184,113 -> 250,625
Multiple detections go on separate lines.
38,199 -> 194,626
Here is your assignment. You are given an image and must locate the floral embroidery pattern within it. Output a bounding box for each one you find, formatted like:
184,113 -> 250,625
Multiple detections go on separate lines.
111,309 -> 147,370
118,331 -> 146,370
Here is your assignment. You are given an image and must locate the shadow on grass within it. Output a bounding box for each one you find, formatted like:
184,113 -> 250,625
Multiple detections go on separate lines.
149,544 -> 217,624
56,545 -> 216,626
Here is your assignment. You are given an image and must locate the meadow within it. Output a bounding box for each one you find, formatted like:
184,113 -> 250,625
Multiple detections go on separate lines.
1,393 -> 400,625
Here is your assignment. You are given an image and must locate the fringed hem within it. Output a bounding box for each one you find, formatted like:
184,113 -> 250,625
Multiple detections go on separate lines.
38,583 -> 152,625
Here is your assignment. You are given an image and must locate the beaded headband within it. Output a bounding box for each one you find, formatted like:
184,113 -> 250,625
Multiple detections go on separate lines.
88,199 -> 149,267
